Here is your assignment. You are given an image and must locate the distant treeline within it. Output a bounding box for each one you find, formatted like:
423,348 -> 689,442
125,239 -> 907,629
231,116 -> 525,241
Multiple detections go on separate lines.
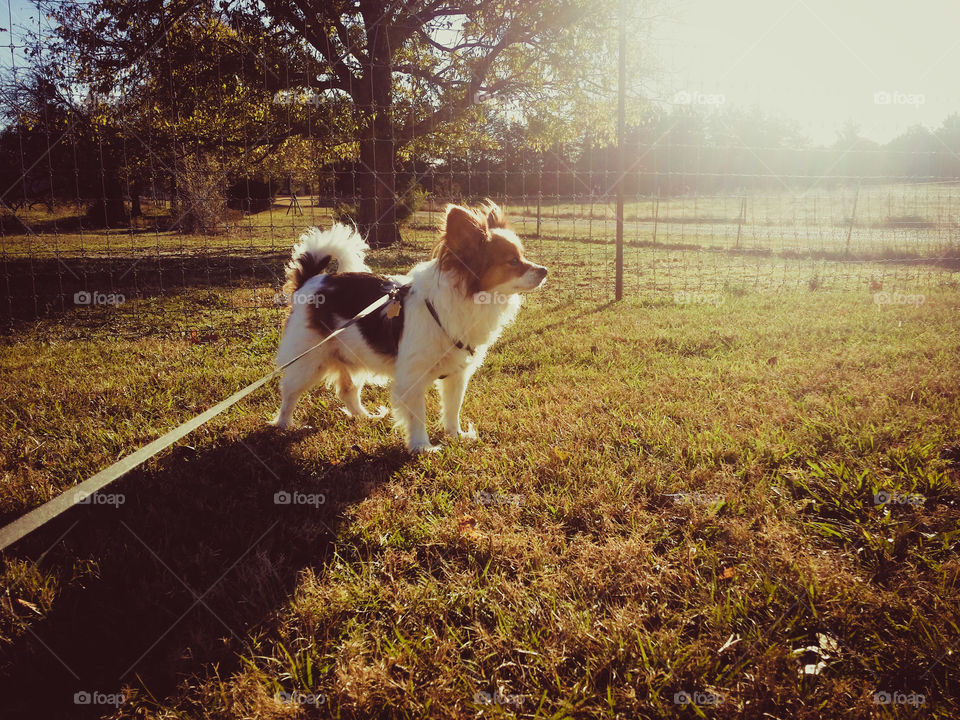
5,81 -> 960,226
330,113 -> 960,200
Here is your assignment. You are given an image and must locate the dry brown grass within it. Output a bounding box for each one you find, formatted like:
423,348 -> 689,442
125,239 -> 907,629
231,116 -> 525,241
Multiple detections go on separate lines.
0,211 -> 958,718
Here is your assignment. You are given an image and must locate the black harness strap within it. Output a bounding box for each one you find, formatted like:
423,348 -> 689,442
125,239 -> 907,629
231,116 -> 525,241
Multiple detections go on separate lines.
424,298 -> 475,355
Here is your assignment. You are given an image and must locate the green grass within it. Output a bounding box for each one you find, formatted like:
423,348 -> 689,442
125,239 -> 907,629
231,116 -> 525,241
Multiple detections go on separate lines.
0,216 -> 959,718
5,186 -> 960,262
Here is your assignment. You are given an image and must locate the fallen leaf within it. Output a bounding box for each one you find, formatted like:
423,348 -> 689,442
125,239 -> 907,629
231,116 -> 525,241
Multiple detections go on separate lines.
457,514 -> 484,542
719,567 -> 735,581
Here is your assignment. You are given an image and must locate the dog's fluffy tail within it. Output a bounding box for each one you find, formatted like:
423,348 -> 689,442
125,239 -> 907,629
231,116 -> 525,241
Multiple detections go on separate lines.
283,224 -> 370,297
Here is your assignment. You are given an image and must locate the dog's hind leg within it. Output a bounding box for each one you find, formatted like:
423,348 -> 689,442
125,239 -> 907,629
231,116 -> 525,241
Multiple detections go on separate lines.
271,355 -> 323,428
336,370 -> 373,418
336,370 -> 389,420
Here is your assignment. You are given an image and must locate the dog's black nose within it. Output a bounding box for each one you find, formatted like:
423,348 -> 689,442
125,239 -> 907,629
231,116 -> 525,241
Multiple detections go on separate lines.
537,266 -> 548,279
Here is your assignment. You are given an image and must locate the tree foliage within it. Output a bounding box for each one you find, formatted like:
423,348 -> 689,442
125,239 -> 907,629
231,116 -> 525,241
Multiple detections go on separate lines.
29,0 -> 631,242
7,1 -> 960,239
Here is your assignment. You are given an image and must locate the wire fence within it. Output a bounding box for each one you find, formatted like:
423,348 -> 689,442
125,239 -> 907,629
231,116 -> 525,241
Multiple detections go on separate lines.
2,0 -> 959,341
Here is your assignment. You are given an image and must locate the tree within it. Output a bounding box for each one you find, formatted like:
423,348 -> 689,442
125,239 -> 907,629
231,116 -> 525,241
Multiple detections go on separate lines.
40,0 -> 623,245
258,0 -> 626,246
0,71 -> 131,225
34,0 -> 344,231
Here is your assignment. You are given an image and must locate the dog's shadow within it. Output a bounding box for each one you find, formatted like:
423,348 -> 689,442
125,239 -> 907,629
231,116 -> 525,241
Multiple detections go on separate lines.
0,426 -> 411,719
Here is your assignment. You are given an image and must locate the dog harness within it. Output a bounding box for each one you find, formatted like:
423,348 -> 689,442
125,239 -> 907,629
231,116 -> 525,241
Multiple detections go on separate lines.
423,298 -> 475,355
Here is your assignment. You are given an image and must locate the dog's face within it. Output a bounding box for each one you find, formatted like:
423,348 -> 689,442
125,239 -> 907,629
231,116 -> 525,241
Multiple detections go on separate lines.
433,201 -> 548,298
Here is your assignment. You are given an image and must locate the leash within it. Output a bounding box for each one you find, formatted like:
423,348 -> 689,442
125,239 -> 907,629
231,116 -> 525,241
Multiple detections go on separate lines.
0,292 -> 393,552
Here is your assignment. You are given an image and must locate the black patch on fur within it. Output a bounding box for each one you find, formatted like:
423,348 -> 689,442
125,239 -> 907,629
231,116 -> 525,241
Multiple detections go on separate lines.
291,253 -> 331,292
306,273 -> 410,358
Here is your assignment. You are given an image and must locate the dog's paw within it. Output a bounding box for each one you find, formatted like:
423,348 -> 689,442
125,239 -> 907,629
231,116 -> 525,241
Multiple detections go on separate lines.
342,405 -> 391,420
445,423 -> 478,441
268,415 -> 289,429
409,442 -> 442,455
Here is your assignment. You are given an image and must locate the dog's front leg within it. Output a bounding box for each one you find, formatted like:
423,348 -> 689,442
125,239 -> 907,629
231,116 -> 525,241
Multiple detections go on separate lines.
392,378 -> 437,454
439,370 -> 477,440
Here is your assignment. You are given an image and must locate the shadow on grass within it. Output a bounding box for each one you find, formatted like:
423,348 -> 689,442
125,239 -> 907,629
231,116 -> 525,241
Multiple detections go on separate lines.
0,201 -> 316,236
0,212 -> 169,236
0,243 -> 433,328
0,253 -> 290,325
0,426 -> 411,719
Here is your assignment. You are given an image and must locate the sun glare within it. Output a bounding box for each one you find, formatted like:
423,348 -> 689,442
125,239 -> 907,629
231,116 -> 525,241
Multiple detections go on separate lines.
656,0 -> 960,144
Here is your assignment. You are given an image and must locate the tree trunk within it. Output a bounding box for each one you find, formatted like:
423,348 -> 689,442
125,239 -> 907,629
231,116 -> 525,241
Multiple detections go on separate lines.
356,16 -> 399,248
86,167 -> 129,228
358,130 -> 399,247
130,182 -> 143,218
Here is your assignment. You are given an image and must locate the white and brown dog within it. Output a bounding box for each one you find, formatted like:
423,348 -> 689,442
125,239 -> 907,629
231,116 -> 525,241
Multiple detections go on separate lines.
271,201 -> 547,453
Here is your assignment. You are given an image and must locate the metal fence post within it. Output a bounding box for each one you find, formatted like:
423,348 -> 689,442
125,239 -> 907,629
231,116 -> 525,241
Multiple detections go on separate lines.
615,0 -> 626,301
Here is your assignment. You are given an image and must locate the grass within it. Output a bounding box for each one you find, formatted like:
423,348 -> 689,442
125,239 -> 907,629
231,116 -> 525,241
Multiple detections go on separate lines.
5,185 -> 960,262
0,208 -> 959,719
2,196 -> 958,334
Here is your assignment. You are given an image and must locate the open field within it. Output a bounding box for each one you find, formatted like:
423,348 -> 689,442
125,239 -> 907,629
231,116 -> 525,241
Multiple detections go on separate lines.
1,219 -> 959,718
1,192 -> 958,333
4,184 -> 960,260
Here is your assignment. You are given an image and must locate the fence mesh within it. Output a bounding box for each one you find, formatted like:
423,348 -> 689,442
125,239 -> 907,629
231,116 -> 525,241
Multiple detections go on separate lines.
2,0 -> 958,343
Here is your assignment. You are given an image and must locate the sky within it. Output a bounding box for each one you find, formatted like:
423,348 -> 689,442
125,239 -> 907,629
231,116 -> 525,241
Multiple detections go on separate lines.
0,0 -> 48,73
3,0 -> 960,146
654,0 -> 960,145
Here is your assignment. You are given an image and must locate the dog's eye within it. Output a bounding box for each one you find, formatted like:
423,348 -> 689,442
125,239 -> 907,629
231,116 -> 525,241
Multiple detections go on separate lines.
509,258 -> 521,265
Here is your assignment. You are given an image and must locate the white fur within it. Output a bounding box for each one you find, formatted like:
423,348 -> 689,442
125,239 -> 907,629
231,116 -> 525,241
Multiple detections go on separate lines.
271,223 -> 543,453
287,224 -> 370,275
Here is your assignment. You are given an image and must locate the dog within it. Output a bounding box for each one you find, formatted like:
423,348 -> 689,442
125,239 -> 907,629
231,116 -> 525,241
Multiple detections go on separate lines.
270,201 -> 548,453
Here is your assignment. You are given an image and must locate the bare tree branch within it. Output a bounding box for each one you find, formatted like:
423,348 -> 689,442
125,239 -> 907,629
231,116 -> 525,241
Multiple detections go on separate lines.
263,0 -> 356,91
396,24 -> 529,145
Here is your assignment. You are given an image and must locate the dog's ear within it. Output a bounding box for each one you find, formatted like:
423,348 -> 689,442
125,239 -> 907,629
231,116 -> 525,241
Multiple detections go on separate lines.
482,199 -> 507,229
433,204 -> 488,294
444,204 -> 486,243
